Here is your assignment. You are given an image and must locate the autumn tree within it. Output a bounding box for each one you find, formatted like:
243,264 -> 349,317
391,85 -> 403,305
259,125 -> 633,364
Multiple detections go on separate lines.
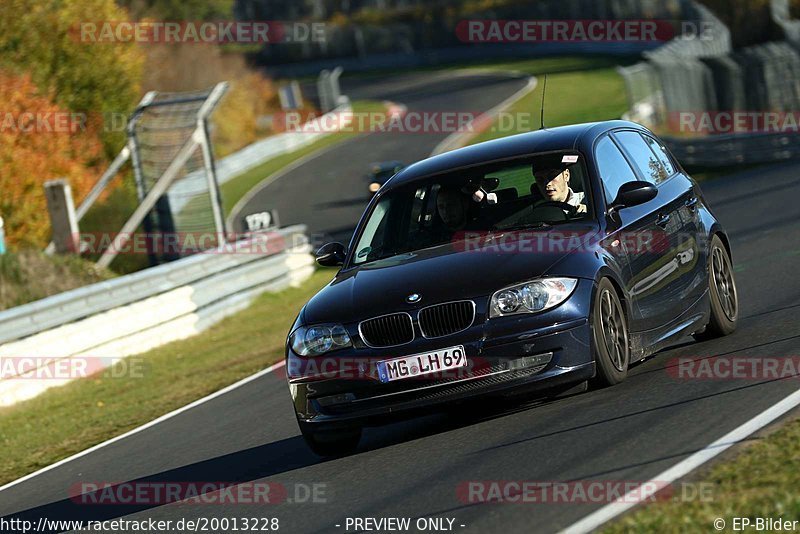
0,72 -> 104,249
117,0 -> 234,20
0,0 -> 144,154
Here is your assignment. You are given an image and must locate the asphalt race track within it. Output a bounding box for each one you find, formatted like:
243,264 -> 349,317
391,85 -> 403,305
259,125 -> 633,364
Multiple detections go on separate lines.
2,73 -> 800,534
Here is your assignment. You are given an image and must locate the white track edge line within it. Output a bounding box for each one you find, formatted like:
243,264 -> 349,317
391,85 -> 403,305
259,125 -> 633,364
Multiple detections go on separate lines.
429,75 -> 538,157
559,386 -> 800,534
226,138 -> 362,231
227,98 -> 408,229
0,360 -> 287,495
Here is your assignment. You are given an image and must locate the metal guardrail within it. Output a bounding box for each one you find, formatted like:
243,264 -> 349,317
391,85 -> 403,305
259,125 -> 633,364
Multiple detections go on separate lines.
1,224 -> 310,345
0,225 -> 314,406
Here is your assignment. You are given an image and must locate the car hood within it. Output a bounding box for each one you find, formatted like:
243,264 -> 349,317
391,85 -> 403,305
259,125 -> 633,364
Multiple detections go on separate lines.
303,224 -> 600,325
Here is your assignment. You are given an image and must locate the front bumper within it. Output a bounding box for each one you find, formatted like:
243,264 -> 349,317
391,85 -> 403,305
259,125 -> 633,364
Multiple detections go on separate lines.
287,281 -> 596,427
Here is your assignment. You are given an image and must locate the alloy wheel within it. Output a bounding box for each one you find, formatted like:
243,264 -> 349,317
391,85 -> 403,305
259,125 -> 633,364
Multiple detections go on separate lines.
599,289 -> 628,372
711,246 -> 737,321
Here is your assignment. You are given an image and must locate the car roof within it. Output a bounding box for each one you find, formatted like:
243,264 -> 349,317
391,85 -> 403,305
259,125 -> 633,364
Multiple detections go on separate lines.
385,120 -> 650,189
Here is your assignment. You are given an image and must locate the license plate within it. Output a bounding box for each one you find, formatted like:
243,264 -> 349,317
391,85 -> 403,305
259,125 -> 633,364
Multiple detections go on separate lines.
376,346 -> 467,383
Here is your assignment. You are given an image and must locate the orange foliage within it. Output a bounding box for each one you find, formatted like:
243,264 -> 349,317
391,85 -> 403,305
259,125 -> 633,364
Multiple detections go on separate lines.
0,71 -> 104,249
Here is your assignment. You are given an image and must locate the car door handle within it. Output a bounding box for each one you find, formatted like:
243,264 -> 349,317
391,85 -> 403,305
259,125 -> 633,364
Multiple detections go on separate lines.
685,197 -> 699,210
655,213 -> 671,228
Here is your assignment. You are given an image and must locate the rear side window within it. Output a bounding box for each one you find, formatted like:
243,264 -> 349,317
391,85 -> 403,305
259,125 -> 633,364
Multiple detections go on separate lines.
614,131 -> 670,185
595,136 -> 638,203
642,135 -> 676,177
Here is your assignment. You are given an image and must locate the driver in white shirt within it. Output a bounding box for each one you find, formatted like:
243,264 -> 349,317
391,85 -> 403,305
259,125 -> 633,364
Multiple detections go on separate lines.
533,164 -> 587,214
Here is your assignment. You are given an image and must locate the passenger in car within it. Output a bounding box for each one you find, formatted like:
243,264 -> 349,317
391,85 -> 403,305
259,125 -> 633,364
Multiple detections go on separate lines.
435,186 -> 471,231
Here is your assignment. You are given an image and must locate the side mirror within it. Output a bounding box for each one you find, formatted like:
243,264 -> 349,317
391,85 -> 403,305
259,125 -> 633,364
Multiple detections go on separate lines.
610,181 -> 657,212
315,242 -> 347,267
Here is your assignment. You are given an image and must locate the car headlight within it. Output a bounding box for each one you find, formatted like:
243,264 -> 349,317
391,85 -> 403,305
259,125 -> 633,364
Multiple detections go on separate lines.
290,324 -> 352,356
489,278 -> 578,318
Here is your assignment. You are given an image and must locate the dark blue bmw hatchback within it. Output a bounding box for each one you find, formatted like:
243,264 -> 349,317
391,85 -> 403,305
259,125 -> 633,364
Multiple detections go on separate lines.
286,120 -> 738,456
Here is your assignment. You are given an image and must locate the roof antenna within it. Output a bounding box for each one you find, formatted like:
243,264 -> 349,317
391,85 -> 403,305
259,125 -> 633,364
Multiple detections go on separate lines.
539,74 -> 548,130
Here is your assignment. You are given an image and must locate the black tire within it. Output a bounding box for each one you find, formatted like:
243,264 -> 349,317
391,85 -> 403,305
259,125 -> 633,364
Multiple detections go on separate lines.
298,421 -> 362,457
696,235 -> 738,340
591,278 -> 630,387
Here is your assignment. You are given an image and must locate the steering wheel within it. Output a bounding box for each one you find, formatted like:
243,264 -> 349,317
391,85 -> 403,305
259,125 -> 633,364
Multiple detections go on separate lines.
533,200 -> 578,221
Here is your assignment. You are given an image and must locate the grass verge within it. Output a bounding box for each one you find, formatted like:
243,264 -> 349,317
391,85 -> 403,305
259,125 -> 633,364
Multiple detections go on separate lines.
0,268 -> 332,486
0,250 -> 115,311
603,415 -> 800,532
467,66 -> 629,146
459,55 -> 636,77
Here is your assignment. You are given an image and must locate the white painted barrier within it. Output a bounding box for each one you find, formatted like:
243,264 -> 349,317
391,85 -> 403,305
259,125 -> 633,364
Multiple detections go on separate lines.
0,225 -> 314,406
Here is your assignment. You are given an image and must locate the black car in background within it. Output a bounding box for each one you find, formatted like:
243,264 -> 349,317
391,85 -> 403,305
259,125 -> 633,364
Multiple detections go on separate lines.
366,161 -> 405,195
287,121 -> 738,456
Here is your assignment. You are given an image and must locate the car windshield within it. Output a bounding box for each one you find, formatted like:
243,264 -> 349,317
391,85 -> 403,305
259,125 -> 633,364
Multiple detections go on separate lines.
351,152 -> 592,266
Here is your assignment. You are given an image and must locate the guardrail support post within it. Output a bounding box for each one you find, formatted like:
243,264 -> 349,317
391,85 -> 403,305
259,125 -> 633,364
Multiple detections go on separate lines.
44,179 -> 80,254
